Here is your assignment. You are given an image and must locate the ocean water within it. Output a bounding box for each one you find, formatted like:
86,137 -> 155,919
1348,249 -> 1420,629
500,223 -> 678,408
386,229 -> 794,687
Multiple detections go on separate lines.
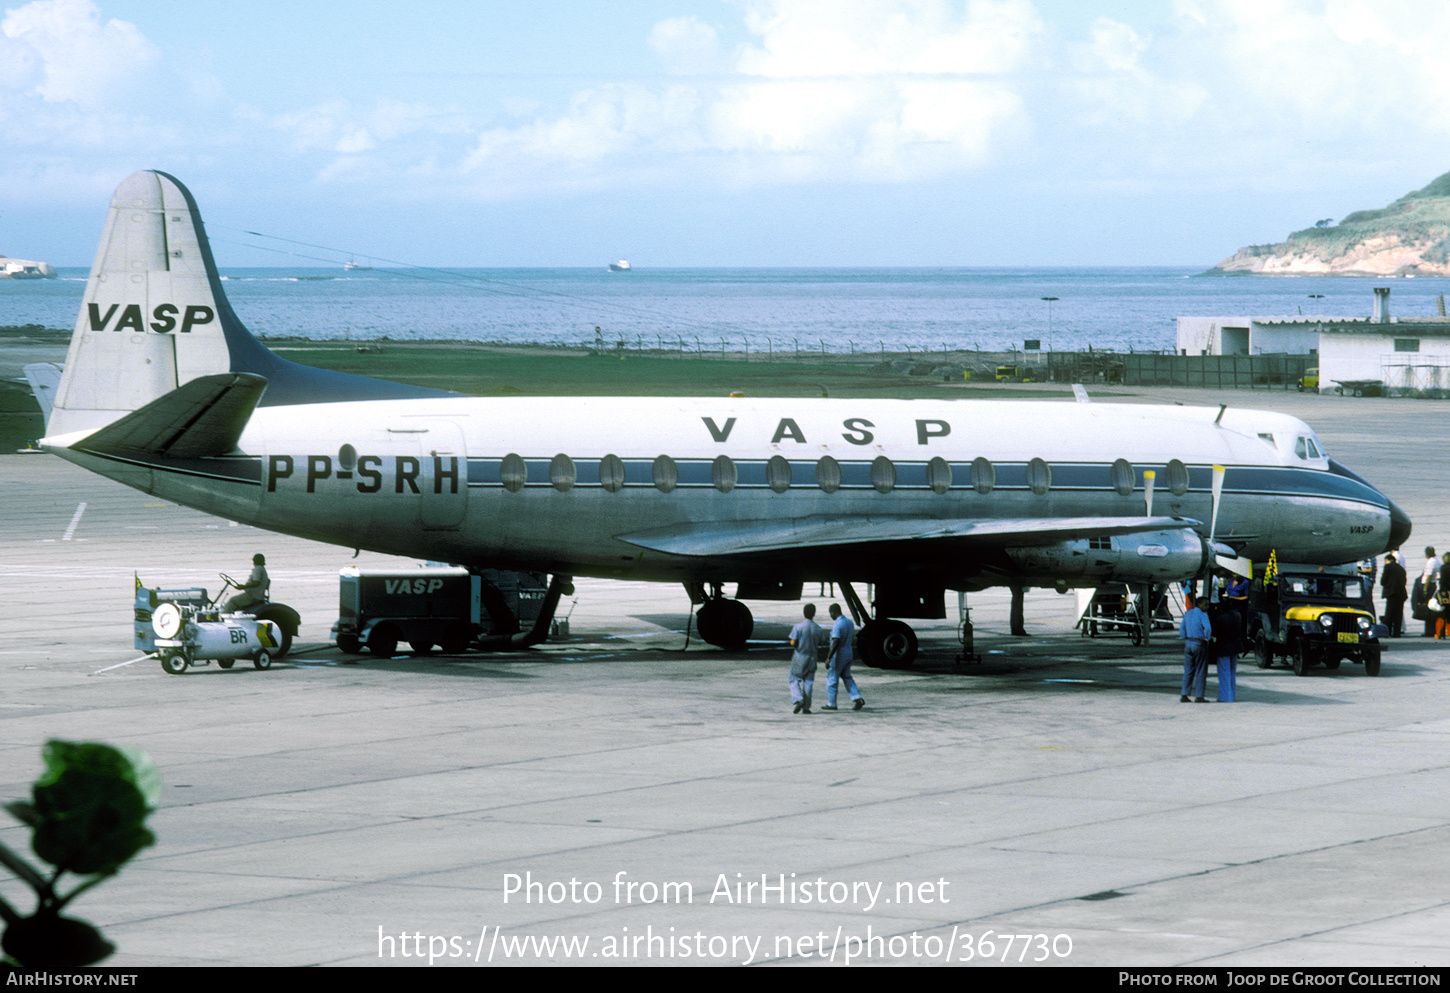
6,267 -> 1450,355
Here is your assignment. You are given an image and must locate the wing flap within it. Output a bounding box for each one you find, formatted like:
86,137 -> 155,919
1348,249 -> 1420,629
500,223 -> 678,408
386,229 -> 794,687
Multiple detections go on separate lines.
73,372 -> 267,458
618,515 -> 1201,558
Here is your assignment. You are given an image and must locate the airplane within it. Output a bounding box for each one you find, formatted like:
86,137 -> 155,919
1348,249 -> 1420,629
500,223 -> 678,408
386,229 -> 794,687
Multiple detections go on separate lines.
34,170 -> 1411,668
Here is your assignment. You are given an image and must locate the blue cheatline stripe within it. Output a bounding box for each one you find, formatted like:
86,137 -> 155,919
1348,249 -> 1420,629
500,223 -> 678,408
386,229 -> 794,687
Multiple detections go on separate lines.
457,457 -> 1389,506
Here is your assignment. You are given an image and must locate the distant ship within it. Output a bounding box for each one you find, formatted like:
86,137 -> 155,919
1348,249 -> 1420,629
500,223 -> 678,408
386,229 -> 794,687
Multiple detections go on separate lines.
608,260 -> 631,272
343,259 -> 372,271
0,255 -> 57,279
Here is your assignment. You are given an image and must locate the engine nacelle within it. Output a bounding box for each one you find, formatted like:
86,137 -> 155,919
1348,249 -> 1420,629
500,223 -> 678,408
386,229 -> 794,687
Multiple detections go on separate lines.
1004,528 -> 1211,587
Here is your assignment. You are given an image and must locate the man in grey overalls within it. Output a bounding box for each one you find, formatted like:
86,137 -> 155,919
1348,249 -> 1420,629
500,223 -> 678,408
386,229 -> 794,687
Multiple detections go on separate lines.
225,554 -> 270,613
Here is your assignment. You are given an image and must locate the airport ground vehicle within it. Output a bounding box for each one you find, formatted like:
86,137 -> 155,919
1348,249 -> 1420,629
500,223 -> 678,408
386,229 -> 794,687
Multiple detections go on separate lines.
1247,563 -> 1386,676
1075,583 -> 1180,644
994,365 -> 1038,382
1333,379 -> 1383,397
1298,367 -> 1319,391
331,566 -> 553,656
133,577 -> 300,675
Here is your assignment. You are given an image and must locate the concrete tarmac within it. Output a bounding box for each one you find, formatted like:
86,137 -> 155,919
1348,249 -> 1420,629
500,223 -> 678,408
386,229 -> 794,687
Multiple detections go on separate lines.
2,388 -> 1449,967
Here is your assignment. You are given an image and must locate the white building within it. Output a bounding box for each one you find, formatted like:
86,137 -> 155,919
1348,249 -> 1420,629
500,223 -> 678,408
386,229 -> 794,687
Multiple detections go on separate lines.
0,256 -> 56,279
1176,287 -> 1450,394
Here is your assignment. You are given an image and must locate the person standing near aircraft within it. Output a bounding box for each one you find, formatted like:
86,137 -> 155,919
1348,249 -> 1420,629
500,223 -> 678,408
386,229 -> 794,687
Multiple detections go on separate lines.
821,603 -> 864,712
788,604 -> 825,714
1437,554 -> 1450,640
1179,593 -> 1211,703
1210,601 -> 1243,702
1381,551 -> 1407,638
225,554 -> 270,612
1010,586 -> 1028,637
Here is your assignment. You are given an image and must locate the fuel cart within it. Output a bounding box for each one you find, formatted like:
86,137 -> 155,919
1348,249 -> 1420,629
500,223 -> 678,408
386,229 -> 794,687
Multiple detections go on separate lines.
134,579 -> 299,675
332,566 -> 550,657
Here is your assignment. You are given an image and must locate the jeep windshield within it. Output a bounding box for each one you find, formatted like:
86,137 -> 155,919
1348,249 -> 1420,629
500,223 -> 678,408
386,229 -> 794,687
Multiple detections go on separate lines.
1282,575 -> 1365,600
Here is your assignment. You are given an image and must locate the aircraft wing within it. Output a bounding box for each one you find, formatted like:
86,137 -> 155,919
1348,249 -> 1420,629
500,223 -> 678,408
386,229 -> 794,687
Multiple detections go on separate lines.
72,372 -> 267,458
617,515 -> 1200,558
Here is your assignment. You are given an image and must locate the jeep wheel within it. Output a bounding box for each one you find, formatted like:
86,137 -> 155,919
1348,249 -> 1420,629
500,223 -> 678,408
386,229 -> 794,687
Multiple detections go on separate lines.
1254,631 -> 1274,669
1292,639 -> 1312,677
1365,646 -> 1382,676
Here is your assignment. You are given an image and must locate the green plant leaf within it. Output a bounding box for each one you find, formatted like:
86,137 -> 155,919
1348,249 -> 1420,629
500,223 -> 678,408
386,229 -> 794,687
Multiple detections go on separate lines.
30,741 -> 157,876
4,801 -> 41,828
2,913 -> 115,968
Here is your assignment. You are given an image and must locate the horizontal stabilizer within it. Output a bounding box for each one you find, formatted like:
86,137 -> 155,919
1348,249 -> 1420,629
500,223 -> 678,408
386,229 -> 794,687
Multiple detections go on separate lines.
74,373 -> 267,458
22,363 -> 62,424
618,515 -> 1199,559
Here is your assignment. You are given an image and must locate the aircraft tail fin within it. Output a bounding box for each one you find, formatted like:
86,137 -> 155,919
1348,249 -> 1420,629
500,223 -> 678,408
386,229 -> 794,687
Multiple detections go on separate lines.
22,362 -> 62,425
49,170 -> 452,439
71,372 -> 267,459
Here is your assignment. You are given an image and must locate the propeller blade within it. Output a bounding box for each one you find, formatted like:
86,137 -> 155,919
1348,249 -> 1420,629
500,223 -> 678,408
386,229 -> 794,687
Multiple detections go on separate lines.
1209,464 -> 1226,542
1143,470 -> 1155,518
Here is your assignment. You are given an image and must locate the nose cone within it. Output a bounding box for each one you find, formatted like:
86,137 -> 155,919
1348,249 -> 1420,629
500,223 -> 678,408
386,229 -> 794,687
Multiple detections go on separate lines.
1388,499 -> 1412,553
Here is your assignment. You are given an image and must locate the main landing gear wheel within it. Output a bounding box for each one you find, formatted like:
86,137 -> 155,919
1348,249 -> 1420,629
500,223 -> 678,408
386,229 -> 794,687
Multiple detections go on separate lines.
696,598 -> 753,650
859,619 -> 918,669
160,651 -> 188,675
253,650 -> 272,670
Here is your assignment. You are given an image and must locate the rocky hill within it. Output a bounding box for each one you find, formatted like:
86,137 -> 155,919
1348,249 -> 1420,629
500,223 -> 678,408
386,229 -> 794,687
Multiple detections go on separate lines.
1210,169 -> 1450,276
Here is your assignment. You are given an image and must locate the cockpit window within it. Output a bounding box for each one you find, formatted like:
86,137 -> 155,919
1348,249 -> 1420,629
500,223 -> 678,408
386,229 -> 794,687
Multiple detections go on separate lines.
1294,436 -> 1323,460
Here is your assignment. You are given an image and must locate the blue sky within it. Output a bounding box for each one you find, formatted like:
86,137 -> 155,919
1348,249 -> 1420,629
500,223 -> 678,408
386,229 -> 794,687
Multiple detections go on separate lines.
2,0 -> 1448,267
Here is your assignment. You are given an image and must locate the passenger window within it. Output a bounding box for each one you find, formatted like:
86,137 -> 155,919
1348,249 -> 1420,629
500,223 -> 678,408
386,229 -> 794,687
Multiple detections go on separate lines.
599,454 -> 625,493
926,457 -> 951,494
652,455 -> 677,493
816,455 -> 841,493
970,457 -> 994,495
500,453 -> 526,493
550,453 -> 575,492
870,456 -> 896,494
1028,457 -> 1051,495
712,455 -> 737,493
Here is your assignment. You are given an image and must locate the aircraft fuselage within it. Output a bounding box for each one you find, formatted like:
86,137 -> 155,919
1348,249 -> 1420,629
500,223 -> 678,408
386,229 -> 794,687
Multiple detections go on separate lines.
55,394 -> 1404,589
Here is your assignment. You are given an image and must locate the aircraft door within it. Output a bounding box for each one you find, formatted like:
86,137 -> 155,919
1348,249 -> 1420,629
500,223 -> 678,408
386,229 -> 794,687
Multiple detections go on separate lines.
418,422 -> 468,531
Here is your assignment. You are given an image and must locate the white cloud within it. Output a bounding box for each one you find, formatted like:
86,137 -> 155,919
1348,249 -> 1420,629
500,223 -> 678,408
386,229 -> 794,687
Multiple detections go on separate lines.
1164,0 -> 1450,134
1,0 -> 159,107
648,15 -> 729,75
455,0 -> 1042,191
737,0 -> 1039,77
